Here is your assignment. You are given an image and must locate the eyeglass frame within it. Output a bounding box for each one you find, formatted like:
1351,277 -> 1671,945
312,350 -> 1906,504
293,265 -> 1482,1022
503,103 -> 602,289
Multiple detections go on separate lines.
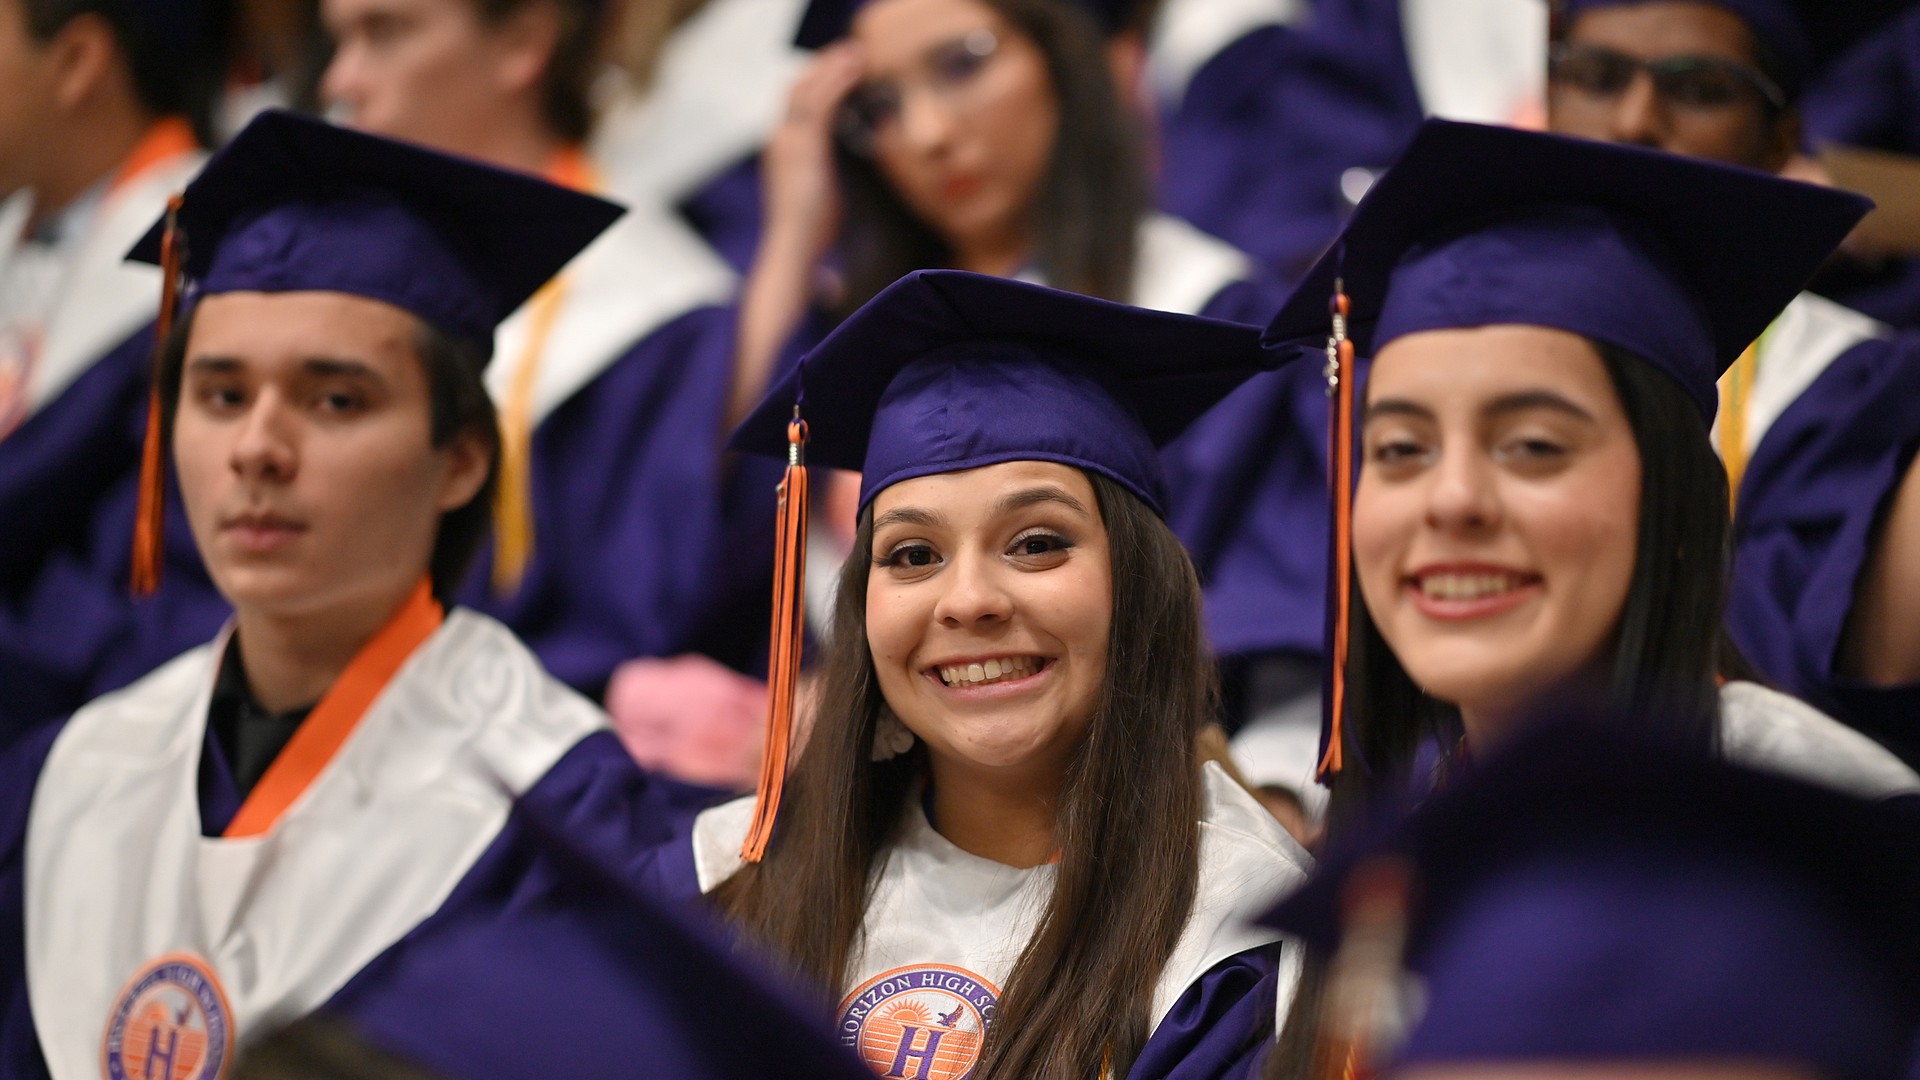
1547,42 -> 1789,115
835,27 -> 1003,158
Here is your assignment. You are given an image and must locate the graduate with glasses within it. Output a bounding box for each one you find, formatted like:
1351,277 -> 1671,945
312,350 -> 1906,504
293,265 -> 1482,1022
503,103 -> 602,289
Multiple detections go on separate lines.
0,112 -> 840,1079
1545,0 -> 1920,768
691,270 -> 1313,1079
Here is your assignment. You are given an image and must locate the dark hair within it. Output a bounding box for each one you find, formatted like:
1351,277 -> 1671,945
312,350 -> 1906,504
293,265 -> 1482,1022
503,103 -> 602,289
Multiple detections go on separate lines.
833,0 -> 1149,315
23,0 -> 232,145
469,0 -> 603,143
715,469 -> 1216,1079
158,305 -> 500,603
1325,340 -> 1730,829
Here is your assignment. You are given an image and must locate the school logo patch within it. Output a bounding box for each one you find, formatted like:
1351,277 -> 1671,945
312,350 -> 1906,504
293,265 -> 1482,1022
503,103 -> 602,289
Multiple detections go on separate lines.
837,963 -> 999,1080
102,953 -> 233,1080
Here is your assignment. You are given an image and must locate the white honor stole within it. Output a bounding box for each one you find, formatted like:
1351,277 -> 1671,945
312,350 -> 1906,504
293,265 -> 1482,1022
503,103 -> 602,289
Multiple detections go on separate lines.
25,607 -> 604,1080
695,762 -> 1310,1074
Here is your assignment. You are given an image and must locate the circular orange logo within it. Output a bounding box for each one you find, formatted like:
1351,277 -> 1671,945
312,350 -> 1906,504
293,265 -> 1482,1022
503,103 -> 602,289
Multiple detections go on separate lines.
837,964 -> 999,1080
102,954 -> 233,1080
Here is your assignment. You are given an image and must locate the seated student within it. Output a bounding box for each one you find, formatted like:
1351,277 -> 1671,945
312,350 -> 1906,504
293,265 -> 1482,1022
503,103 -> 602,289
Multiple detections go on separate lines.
320,0 -> 773,702
695,270 -> 1312,1079
741,0 -> 1338,794
0,111 -> 734,1079
1258,120 -> 1920,831
0,0 -> 232,730
1261,721 -> 1920,1080
1545,0 -> 1920,766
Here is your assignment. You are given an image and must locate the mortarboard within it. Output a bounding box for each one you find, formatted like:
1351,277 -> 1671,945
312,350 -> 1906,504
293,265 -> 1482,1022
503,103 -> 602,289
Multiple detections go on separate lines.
1258,120 -> 1870,781
794,0 -> 1142,49
122,109 -> 624,595
1262,722 -> 1920,1079
728,269 -> 1275,862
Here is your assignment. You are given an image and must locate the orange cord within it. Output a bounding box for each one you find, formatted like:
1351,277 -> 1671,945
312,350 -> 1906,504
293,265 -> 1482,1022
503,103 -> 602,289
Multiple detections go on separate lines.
741,415 -> 810,862
1318,286 -> 1356,779
131,194 -> 186,597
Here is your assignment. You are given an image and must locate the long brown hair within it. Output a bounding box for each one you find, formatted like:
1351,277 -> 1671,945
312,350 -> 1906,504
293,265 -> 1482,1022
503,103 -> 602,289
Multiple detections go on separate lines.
1324,343 -> 1731,832
716,469 -> 1213,1078
833,0 -> 1149,316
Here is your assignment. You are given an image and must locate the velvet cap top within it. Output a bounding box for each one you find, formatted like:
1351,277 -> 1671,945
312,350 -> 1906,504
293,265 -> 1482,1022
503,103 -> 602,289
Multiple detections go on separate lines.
1260,119 -> 1872,423
794,0 -> 1139,48
126,109 -> 623,358
729,270 -> 1274,516
1262,723 -> 1920,1080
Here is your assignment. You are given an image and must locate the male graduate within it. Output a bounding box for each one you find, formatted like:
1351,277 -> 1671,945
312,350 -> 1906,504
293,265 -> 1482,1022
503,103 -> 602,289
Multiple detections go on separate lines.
0,111 -> 768,1079
320,0 -> 780,708
0,0 -> 233,729
1547,0 -> 1920,765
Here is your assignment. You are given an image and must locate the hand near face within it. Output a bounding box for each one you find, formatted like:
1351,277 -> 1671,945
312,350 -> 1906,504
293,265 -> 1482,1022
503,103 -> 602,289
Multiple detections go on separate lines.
762,42 -> 865,268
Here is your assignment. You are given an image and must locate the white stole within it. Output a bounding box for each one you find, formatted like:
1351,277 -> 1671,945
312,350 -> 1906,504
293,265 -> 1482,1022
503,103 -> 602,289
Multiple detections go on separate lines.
26,611 -> 604,1078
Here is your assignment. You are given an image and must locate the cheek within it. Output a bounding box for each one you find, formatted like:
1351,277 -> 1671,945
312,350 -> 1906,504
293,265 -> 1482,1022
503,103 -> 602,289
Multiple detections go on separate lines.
1351,476 -> 1414,611
1526,463 -> 1642,609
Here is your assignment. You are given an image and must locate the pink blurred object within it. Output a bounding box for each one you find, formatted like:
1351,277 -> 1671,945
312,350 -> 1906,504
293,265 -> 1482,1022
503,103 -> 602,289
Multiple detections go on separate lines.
605,654 -> 768,791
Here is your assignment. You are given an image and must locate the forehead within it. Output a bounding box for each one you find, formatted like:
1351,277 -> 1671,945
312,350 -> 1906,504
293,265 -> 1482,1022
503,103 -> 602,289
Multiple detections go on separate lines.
852,0 -> 1011,68
185,291 -> 426,375
870,460 -> 1098,519
323,0 -> 474,31
1368,325 -> 1620,407
1565,2 -> 1761,62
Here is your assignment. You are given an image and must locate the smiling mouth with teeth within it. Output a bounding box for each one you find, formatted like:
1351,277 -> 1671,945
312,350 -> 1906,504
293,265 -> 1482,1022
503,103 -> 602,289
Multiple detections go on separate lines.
936,656 -> 1045,688
1415,571 -> 1537,600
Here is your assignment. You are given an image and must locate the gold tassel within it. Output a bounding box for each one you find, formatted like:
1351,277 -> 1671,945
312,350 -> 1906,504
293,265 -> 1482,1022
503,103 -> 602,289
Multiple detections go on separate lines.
131,194 -> 186,597
741,413 -> 810,862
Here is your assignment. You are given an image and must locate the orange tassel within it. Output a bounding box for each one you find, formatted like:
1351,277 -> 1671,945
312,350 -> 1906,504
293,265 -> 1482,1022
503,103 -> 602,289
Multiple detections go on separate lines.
131,194 -> 186,597
741,414 -> 810,862
1318,284 -> 1356,779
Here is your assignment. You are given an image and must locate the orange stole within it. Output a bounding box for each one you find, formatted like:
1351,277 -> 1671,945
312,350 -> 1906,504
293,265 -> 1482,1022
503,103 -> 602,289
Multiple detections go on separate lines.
222,580 -> 444,838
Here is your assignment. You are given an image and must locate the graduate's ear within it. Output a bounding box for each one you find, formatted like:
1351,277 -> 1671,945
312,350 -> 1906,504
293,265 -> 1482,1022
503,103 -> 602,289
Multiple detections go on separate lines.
1102,29 -> 1150,120
489,0 -> 563,102
435,424 -> 495,515
46,12 -> 124,114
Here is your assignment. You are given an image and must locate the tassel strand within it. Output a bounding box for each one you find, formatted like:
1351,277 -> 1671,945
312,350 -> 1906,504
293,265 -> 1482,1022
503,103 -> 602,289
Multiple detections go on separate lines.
741,414 -> 810,862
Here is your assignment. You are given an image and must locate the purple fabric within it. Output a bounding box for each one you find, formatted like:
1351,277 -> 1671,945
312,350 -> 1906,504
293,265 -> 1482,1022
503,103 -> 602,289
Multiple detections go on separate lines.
1155,0 -> 1425,282
1164,278 -> 1332,661
1562,0 -> 1811,98
1376,206 -> 1720,420
731,271 -> 1274,517
128,111 -> 623,354
0,326 -> 231,733
457,306 -> 780,697
0,725 -> 737,1079
1123,946 -> 1282,1080
678,156 -> 765,277
1726,330 -> 1920,765
1804,8 -> 1920,155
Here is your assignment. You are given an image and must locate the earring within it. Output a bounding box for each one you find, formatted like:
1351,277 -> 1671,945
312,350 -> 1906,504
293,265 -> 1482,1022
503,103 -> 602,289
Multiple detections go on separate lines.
871,710 -> 916,762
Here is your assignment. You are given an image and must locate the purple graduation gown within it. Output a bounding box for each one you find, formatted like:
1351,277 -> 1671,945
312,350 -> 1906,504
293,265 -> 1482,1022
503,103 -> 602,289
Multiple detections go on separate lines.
1727,329 -> 1920,766
0,325 -> 230,734
1155,0 -> 1426,282
678,157 -> 766,277
0,711 -> 752,1079
457,305 -> 785,697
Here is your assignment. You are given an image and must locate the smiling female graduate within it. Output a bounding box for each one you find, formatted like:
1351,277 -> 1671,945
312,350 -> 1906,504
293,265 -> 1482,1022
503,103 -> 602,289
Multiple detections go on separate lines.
1256,120 -> 1920,831
684,270 -> 1315,1079
0,110 -> 760,1079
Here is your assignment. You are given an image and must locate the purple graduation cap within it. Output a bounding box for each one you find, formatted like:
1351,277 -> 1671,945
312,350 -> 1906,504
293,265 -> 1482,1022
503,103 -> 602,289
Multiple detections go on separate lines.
1259,119 -> 1871,781
794,0 -> 1143,48
119,109 -> 624,594
1261,722 -> 1920,1079
728,269 -> 1275,861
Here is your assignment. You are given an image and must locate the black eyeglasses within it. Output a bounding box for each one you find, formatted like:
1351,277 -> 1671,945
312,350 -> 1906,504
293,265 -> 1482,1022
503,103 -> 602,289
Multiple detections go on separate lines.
1548,43 -> 1787,113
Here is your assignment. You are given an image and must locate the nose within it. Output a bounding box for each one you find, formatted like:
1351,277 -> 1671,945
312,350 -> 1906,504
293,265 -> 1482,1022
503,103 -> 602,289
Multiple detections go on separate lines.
931,549 -> 1013,628
895,87 -> 956,156
1423,445 -> 1501,537
1607,69 -> 1670,149
229,393 -> 298,484
318,41 -> 362,116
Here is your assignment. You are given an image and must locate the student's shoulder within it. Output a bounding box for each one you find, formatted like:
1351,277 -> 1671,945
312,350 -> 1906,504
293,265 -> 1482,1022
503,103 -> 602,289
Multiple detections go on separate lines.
1719,680 -> 1920,800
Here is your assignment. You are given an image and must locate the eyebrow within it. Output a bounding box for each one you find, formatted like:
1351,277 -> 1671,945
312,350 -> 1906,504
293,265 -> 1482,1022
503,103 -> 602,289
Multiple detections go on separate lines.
872,506 -> 947,532
991,485 -> 1092,518
1365,390 -> 1598,424
181,356 -> 385,381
